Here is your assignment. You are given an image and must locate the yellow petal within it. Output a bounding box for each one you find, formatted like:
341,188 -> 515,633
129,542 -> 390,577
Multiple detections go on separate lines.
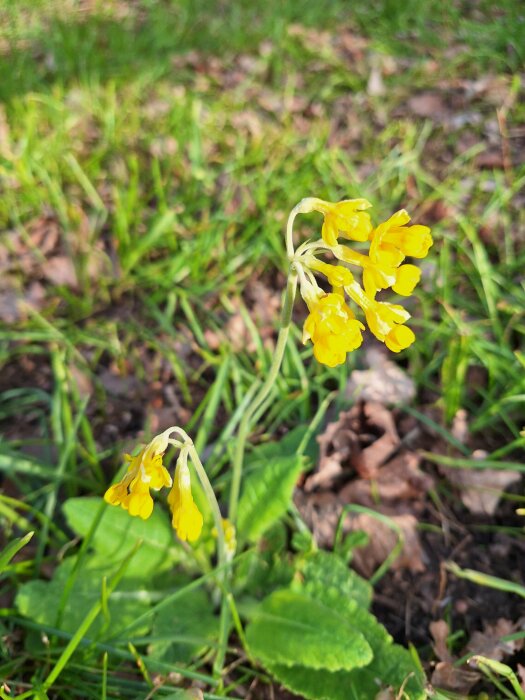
321,216 -> 339,247
104,483 -> 126,506
392,264 -> 421,295
324,265 -> 354,287
334,198 -> 372,214
385,325 -> 416,352
128,491 -> 154,519
337,211 -> 372,242
169,461 -> 203,542
173,501 -> 204,542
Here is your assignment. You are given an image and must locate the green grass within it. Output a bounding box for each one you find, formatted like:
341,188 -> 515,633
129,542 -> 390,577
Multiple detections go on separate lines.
1,0 -> 525,698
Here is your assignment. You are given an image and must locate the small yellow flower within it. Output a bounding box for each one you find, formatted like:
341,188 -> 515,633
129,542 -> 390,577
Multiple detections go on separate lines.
104,431 -> 173,520
303,292 -> 365,367
364,301 -> 415,353
213,518 -> 237,559
305,258 -> 354,288
369,210 -> 433,267
167,452 -> 203,543
362,262 -> 421,298
311,198 -> 373,247
392,264 -> 422,296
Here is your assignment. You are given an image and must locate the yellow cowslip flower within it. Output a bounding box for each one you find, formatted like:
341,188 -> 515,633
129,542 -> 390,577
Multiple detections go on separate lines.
392,264 -> 422,296
364,301 -> 415,353
369,209 -> 433,268
104,431 -> 173,520
362,262 -> 421,298
167,451 -> 203,543
308,198 -> 373,247
304,258 -> 354,288
213,518 -> 237,559
302,292 -> 365,367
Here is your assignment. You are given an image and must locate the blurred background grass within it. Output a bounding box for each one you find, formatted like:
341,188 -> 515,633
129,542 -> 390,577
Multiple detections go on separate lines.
0,0 -> 524,696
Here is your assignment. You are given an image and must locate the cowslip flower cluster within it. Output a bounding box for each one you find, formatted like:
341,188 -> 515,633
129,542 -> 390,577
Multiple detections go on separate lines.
104,427 -> 203,542
292,198 -> 432,367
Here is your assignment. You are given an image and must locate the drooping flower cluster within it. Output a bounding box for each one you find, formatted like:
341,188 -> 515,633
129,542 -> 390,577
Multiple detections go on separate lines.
293,198 -> 432,367
104,428 -> 203,542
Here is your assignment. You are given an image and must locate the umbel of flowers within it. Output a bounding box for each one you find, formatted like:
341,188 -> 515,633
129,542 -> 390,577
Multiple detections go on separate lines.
103,194 -> 432,541
290,198 -> 432,367
104,427 -> 205,542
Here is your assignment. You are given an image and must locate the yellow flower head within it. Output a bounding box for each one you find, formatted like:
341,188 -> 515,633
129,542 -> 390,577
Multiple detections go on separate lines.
104,429 -> 173,520
369,210 -> 433,267
167,450 -> 203,543
303,292 -> 365,367
364,301 -> 415,353
312,198 -> 373,247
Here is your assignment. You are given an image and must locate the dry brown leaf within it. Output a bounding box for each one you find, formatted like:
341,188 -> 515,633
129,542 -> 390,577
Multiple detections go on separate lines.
349,512 -> 425,577
340,452 -> 434,506
466,618 -> 523,661
346,348 -> 416,405
408,93 -> 448,118
430,620 -> 453,662
293,490 -> 341,548
431,661 -> 480,694
443,412 -> 521,514
444,451 -> 521,515
517,663 -> 525,689
307,401 -> 399,489
430,620 -> 480,693
0,281 -> 46,322
42,256 -> 78,288
475,150 -> 505,169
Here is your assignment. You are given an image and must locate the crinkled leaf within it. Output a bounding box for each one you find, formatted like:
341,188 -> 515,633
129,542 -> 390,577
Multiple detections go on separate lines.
234,523 -> 295,598
246,589 -> 372,672
149,587 -> 219,665
260,552 -> 426,699
63,497 -> 180,578
15,556 -> 150,639
266,653 -> 426,700
265,614 -> 426,700
237,455 -> 304,542
297,550 -> 372,611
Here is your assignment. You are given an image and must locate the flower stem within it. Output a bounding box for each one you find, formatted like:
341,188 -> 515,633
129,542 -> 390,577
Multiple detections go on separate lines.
186,443 -> 226,571
215,204 -> 302,678
228,267 -> 298,522
184,441 -> 229,679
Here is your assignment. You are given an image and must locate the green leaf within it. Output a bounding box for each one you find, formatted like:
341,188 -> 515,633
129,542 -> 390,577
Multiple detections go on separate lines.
63,497 -> 180,578
297,550 -> 372,611
257,552 -> 427,700
0,531 -> 33,574
237,454 -> 304,542
266,632 -> 426,700
247,426 -> 309,461
245,590 -> 373,672
16,556 -> 150,639
148,587 -> 219,665
265,663 -> 377,700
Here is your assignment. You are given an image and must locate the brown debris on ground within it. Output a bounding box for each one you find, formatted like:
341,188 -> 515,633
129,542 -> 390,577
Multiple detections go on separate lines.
295,385 -> 525,685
